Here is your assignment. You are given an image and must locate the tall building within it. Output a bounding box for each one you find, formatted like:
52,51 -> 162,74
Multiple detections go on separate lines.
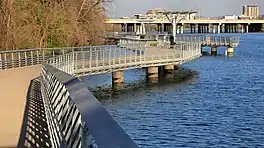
243,5 -> 259,19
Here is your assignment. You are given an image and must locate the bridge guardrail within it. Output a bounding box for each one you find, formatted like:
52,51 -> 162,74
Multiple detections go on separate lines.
47,42 -> 201,76
174,35 -> 240,47
0,45 -> 124,70
40,64 -> 139,148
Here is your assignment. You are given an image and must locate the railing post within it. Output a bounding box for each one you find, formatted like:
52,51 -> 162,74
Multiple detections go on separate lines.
0,54 -> 2,69
37,50 -> 40,64
130,48 -> 132,64
31,51 -> 33,66
134,48 -> 137,63
11,52 -> 14,68
96,50 -> 98,68
24,52 -> 27,67
124,48 -> 126,65
18,52 -> 21,67
90,47 -> 92,69
42,49 -> 45,63
82,48 -> 85,69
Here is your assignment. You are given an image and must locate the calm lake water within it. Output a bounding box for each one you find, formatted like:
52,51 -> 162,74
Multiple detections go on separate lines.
83,33 -> 264,147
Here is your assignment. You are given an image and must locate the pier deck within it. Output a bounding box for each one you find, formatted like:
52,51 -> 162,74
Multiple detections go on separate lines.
0,65 -> 40,147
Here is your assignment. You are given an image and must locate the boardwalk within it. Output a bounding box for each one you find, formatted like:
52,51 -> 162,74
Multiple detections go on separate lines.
0,65 -> 40,147
46,43 -> 201,76
0,37 -> 231,147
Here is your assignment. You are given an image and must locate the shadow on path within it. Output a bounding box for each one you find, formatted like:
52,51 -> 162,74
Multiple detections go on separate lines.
17,78 -> 51,148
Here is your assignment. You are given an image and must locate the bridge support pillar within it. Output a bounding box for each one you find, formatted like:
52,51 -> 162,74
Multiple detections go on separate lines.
112,71 -> 124,87
147,67 -> 159,83
218,25 -> 221,34
246,24 -> 249,33
124,23 -> 128,32
164,65 -> 175,73
134,23 -> 137,32
227,47 -> 234,57
211,46 -> 217,55
181,25 -> 184,34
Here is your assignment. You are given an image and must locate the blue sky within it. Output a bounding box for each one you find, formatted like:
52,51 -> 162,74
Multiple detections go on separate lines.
107,0 -> 264,17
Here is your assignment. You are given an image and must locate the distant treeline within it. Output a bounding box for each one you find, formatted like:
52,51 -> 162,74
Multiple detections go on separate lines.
0,0 -> 111,50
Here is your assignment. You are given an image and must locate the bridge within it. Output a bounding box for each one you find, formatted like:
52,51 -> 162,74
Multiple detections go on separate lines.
106,18 -> 264,34
0,39 -> 207,147
106,34 -> 240,56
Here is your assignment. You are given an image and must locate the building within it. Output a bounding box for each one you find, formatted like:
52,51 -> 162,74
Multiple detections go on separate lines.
132,8 -> 198,21
224,15 -> 239,20
242,5 -> 259,19
146,8 -> 166,15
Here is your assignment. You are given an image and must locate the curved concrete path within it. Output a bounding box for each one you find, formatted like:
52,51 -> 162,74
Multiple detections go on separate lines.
0,65 -> 41,147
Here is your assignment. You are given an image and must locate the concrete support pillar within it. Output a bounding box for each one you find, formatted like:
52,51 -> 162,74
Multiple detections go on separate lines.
226,46 -> 234,57
134,23 -> 137,32
208,24 -> 211,33
143,24 -> 146,34
241,24 -> 244,33
211,46 -> 217,55
147,67 -> 159,83
218,24 -> 221,34
121,24 -> 125,32
142,23 -> 146,35
124,23 -> 128,32
181,25 -> 184,34
161,23 -> 164,33
164,65 -> 175,73
213,25 -> 216,34
112,71 -> 124,89
113,71 -> 124,84
246,24 -> 249,33
140,24 -> 143,34
176,26 -> 180,34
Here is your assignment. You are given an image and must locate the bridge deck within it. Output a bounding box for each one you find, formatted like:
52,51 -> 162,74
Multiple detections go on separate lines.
0,65 -> 41,147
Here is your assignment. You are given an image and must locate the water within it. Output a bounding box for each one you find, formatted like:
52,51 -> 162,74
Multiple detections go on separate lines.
83,33 -> 264,147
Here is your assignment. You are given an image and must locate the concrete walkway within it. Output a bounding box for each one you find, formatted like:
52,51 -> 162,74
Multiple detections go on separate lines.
0,65 -> 41,147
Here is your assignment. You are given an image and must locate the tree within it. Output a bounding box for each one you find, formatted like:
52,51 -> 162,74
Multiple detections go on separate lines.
0,0 -> 110,50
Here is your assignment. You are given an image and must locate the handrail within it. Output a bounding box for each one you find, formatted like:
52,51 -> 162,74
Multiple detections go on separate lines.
47,42 -> 202,76
41,64 -> 139,148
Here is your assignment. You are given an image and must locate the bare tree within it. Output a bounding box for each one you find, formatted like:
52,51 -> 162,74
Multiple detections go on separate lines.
0,0 -> 111,50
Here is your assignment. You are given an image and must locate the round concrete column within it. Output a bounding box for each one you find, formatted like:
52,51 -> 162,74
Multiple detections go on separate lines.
164,65 -> 175,73
227,47 -> 234,57
112,70 -> 124,86
211,46 -> 217,55
147,67 -> 159,83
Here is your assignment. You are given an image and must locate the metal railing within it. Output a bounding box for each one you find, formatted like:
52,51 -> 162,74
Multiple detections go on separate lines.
0,45 -> 139,70
47,42 -> 201,76
174,35 -> 240,47
40,64 -> 139,148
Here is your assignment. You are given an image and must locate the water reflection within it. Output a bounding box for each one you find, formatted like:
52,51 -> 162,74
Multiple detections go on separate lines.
86,68 -> 199,104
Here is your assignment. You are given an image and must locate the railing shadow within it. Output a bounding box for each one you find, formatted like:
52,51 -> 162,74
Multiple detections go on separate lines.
17,78 -> 52,148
